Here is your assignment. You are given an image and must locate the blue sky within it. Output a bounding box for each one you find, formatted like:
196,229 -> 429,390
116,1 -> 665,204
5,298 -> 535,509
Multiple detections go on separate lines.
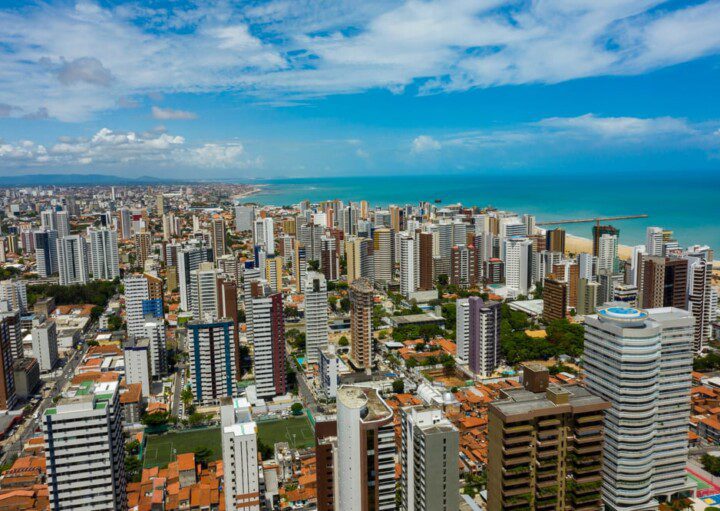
0,0 -> 719,178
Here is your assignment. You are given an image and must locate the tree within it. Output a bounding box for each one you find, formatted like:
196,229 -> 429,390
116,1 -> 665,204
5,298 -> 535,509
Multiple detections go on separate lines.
141,411 -> 170,427
702,454 -> 720,476
124,455 -> 142,483
308,259 -> 320,271
107,314 -> 123,331
180,386 -> 194,408
291,403 -> 303,416
392,379 -> 405,394
339,297 -> 351,313
338,336 -> 349,347
437,274 -> 449,286
194,446 -> 212,467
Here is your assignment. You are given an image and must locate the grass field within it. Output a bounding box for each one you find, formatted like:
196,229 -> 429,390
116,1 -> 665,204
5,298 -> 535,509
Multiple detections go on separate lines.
143,427 -> 222,469
257,416 -> 314,450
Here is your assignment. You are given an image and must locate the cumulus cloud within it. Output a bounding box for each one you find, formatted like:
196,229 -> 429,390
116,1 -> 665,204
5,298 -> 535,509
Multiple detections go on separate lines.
56,57 -> 114,87
151,106 -> 198,120
411,135 -> 441,153
1,1 -> 720,119
0,127 -> 259,170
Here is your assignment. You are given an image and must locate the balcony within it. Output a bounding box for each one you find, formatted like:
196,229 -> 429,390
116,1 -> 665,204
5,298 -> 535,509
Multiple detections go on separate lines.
504,423 -> 533,434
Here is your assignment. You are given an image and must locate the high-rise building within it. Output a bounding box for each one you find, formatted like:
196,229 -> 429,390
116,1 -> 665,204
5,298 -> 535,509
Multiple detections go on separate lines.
337,386 -> 395,511
484,258 -> 504,285
254,217 -> 275,254
613,283 -> 638,307
373,227 -> 393,282
187,317 -> 237,404
190,262 -> 220,320
467,297 -> 501,376
143,316 -> 167,378
0,310 -> 23,361
264,254 -> 283,293
234,205 -> 255,232
0,316 -> 16,410
487,364 -> 610,511
456,298 -> 470,362
118,208 -> 132,240
545,228 -> 566,253
584,306 -> 694,510
178,245 -> 212,311
304,272 -> 328,364
592,224 -> 619,257
399,234 -> 416,298
400,406 -> 459,511
57,235 -> 89,285
124,338 -> 151,397
349,278 -> 374,373
250,286 -> 286,399
216,278 -> 240,375
417,231 -> 434,291
31,318 -> 58,372
211,217 -> 227,259
577,278 -> 600,315
124,275 -> 149,338
320,235 -> 339,281
646,226 -> 664,257
315,420 -> 338,511
89,228 -> 120,280
0,280 -> 26,314
542,276 -> 567,321
43,381 -> 127,511
639,255 -> 688,310
133,231 -> 152,268
450,244 -> 478,288
597,233 -> 618,274
687,253 -> 714,353
221,397 -> 260,511
34,229 -> 58,277
503,237 -> 533,295
346,237 -> 374,285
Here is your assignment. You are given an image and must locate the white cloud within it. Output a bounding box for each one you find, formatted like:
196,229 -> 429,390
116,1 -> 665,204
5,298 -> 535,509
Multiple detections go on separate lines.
0,127 -> 259,170
535,114 -> 694,138
151,106 -> 198,120
411,135 -> 441,153
355,148 -> 369,158
1,1 -> 720,119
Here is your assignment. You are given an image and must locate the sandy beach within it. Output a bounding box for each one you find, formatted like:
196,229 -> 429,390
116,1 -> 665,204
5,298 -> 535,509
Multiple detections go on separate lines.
566,234 -> 634,260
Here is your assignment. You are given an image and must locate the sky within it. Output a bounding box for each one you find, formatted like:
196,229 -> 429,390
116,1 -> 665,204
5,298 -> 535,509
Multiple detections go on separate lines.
0,0 -> 720,179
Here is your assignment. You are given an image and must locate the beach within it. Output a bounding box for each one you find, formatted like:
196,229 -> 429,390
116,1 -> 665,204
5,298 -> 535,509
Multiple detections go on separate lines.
566,234 -> 634,260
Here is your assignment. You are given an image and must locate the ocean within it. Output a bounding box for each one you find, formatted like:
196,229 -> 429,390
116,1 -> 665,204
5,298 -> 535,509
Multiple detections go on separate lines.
244,174 -> 720,250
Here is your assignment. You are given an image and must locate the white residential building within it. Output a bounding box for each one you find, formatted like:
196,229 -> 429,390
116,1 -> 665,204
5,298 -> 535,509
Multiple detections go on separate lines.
399,234 -> 416,298
190,262 -> 220,320
178,245 -> 211,312
57,235 -> 89,285
43,381 -> 127,511
687,253 -> 714,353
456,298 -> 470,362
124,338 -> 151,397
337,386 -> 395,511
304,272 -> 329,364
31,319 -> 58,372
124,275 -> 149,338
253,217 -> 275,254
400,406 -> 459,511
597,233 -> 618,274
221,397 -> 260,511
0,279 -> 27,313
584,305 -> 694,510
503,237 -> 533,295
646,226 -> 664,257
89,228 -> 120,280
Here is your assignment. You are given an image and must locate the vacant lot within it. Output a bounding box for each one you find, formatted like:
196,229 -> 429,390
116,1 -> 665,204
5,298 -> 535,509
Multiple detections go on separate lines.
143,427 -> 221,468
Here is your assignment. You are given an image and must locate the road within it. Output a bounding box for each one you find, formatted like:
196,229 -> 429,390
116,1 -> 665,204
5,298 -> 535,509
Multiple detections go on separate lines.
0,330 -> 92,465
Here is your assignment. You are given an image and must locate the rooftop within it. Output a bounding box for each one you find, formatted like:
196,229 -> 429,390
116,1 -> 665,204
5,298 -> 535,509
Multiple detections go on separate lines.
490,384 -> 609,419
338,386 -> 393,423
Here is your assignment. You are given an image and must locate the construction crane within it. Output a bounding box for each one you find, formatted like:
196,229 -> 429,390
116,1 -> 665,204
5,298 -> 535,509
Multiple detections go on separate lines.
536,214 -> 648,227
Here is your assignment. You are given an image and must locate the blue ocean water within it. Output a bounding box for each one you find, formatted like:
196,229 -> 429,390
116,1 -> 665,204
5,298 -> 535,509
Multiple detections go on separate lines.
246,174 -> 720,250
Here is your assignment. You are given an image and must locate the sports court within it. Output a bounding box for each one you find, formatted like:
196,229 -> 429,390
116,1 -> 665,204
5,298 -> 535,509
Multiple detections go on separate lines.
143,427 -> 222,469
257,416 -> 314,449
